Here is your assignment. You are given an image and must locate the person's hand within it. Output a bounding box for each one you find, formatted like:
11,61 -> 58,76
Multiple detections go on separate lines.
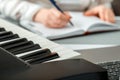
84,5 -> 115,23
33,8 -> 71,28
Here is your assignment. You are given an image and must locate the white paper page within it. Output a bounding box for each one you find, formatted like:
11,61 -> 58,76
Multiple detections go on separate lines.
20,17 -> 85,39
30,22 -> 81,35
70,12 -> 114,31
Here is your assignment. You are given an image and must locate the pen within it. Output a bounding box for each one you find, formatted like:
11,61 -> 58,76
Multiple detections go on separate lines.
49,0 -> 74,26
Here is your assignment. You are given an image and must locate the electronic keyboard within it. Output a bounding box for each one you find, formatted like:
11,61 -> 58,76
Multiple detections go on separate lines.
0,19 -> 80,61
0,18 -> 108,80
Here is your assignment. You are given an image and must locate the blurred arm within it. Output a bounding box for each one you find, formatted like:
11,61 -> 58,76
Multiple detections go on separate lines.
111,0 -> 120,16
0,0 -> 41,21
56,0 -> 113,11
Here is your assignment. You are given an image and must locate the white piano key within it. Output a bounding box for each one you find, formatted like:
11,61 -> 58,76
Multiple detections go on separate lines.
16,49 -> 44,57
0,18 -> 81,61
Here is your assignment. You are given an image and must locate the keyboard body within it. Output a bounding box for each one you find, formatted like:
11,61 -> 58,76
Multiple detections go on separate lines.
0,18 -> 108,80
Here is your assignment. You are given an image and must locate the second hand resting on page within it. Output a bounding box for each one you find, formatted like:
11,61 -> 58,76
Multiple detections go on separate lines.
33,5 -> 115,28
84,5 -> 115,23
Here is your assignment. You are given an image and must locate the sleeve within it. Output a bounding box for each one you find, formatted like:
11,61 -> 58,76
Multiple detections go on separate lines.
88,0 -> 113,8
56,0 -> 113,11
111,0 -> 120,16
0,0 -> 42,21
56,0 -> 91,11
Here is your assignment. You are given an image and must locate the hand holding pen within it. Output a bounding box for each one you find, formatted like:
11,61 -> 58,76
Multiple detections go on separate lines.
34,8 -> 72,28
49,0 -> 74,26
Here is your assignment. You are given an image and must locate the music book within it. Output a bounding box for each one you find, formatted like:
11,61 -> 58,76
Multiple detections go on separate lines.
20,12 -> 120,39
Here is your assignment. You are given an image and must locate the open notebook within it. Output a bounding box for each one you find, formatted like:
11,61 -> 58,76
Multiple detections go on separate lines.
20,12 -> 120,39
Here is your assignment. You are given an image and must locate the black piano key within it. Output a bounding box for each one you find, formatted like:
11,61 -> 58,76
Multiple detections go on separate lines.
0,27 -> 6,32
10,44 -> 41,55
0,34 -> 19,42
0,31 -> 13,37
27,52 -> 59,64
20,48 -> 51,60
0,38 -> 27,48
0,40 -> 30,49
5,41 -> 34,50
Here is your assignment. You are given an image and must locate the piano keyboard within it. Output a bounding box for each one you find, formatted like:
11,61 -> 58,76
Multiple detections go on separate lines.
0,18 -> 80,64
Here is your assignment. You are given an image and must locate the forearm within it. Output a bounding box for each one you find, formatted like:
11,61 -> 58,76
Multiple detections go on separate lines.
56,0 -> 113,11
90,0 -> 120,16
0,0 -> 41,21
57,0 -> 91,11
111,0 -> 120,16
88,0 -> 113,8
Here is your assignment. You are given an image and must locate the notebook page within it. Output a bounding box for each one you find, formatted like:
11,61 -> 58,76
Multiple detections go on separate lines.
70,12 -> 111,31
20,18 -> 85,39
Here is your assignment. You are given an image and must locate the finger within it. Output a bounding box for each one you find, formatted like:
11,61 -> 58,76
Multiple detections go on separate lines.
84,9 -> 98,16
104,9 -> 111,22
51,9 -> 71,22
48,12 -> 67,25
50,21 -> 68,28
104,11 -> 111,23
109,13 -> 115,23
64,12 -> 71,20
45,19 -> 67,28
49,11 -> 62,22
50,14 -> 69,26
99,8 -> 106,21
44,22 -> 58,28
104,9 -> 115,23
104,9 -> 110,22
46,22 -> 66,28
46,8 -> 69,28
50,8 -> 63,18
